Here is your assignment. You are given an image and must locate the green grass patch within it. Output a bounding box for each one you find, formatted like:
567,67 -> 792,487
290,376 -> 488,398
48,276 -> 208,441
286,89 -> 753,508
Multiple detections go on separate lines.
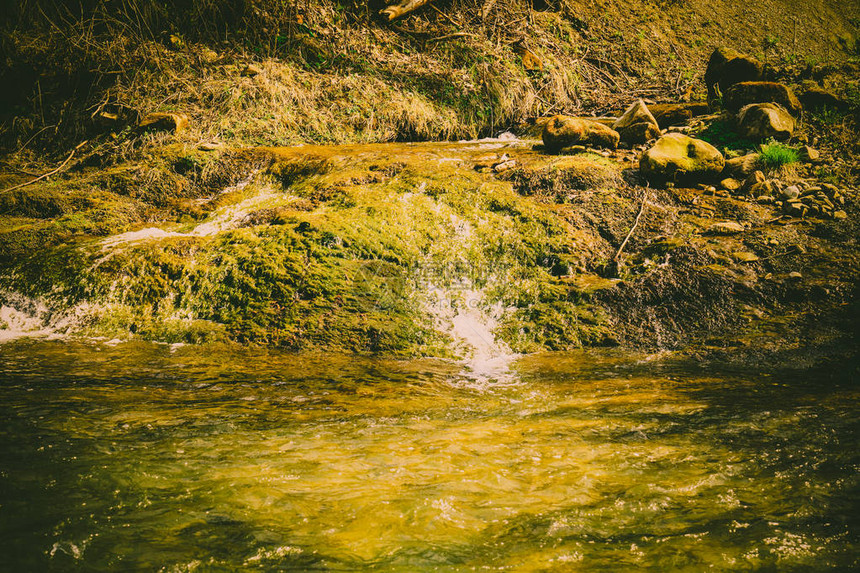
758,140 -> 799,170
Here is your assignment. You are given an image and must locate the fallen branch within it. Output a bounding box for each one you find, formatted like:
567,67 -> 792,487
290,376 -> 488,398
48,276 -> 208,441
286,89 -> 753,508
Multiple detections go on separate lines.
615,189 -> 649,261
426,32 -> 473,43
1,140 -> 88,194
11,124 -> 57,156
380,0 -> 436,22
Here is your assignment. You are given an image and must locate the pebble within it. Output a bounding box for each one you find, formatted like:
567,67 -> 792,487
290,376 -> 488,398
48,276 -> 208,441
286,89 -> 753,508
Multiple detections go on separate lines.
800,145 -> 820,162
721,178 -> 741,192
781,185 -> 800,200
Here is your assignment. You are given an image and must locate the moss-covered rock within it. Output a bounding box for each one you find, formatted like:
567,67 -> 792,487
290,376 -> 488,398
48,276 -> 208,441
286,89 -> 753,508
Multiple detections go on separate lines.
542,115 -> 620,152
639,133 -> 725,183
704,47 -> 763,103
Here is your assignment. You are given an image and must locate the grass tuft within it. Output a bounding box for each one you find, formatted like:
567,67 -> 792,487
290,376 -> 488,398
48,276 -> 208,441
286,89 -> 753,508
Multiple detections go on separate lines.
758,140 -> 799,170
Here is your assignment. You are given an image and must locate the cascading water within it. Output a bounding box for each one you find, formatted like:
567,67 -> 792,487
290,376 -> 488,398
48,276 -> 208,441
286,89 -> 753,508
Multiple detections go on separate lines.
414,212 -> 518,383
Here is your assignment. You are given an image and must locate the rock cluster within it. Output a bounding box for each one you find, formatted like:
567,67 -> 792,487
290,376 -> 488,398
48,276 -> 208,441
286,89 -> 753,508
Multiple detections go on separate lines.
612,100 -> 661,145
704,47 -> 763,102
714,171 -> 850,220
535,45 -> 852,230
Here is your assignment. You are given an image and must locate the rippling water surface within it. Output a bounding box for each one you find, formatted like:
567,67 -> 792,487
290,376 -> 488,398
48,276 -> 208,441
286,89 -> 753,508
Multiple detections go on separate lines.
0,340 -> 857,571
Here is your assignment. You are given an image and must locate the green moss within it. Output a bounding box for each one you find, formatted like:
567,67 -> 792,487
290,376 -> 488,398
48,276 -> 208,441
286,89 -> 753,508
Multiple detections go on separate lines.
0,143 -> 630,354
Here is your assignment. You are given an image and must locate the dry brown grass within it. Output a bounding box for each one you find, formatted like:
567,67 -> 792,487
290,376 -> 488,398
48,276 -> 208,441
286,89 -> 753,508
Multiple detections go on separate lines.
1,0 -> 858,162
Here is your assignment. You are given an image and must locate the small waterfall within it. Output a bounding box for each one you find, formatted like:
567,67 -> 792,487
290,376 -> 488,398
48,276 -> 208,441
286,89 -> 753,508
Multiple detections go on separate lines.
415,214 -> 518,384
0,291 -> 96,342
100,172 -> 271,248
422,284 -> 517,384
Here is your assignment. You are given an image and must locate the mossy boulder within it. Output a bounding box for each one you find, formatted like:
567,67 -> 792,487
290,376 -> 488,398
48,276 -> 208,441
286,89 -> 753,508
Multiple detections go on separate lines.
737,103 -> 795,140
542,115 -> 620,152
724,81 -> 802,116
613,100 -> 661,144
639,133 -> 725,183
704,47 -> 763,102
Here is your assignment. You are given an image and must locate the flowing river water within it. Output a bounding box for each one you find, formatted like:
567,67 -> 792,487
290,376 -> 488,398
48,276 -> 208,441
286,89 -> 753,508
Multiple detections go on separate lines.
0,339 -> 857,571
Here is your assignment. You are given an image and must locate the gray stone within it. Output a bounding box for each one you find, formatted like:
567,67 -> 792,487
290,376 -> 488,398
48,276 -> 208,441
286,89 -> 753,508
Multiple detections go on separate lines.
781,185 -> 801,200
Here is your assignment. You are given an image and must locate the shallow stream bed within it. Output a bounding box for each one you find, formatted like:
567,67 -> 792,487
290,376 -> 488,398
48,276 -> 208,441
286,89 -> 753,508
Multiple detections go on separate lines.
0,340 -> 857,571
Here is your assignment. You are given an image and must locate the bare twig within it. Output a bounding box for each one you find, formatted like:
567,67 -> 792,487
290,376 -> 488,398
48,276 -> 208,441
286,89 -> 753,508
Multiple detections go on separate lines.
11,124 -> 58,156
1,141 -> 88,194
380,0 -> 436,22
615,189 -> 649,261
585,57 -> 629,84
426,32 -> 473,43
429,3 -> 460,28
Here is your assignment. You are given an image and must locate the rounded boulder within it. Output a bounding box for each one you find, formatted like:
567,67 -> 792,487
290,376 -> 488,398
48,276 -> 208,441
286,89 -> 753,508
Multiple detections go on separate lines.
542,115 -> 620,152
639,133 -> 725,182
724,81 -> 802,116
737,103 -> 795,140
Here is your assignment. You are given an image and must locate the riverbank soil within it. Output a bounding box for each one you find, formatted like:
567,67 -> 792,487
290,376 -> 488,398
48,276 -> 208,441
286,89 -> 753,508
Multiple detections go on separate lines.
1,0 -> 859,365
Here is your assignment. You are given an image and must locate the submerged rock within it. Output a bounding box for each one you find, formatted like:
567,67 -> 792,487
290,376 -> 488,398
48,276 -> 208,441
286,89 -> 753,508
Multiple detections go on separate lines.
613,100 -> 661,144
639,133 -> 724,183
737,103 -> 795,140
542,115 -> 620,151
724,81 -> 802,116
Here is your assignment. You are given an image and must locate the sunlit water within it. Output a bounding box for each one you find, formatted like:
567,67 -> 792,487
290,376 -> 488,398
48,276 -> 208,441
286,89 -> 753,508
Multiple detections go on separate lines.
0,341 -> 857,571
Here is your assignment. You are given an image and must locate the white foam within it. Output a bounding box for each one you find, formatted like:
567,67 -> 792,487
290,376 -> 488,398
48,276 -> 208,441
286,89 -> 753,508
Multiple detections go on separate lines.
0,291 -> 105,342
100,173 -> 280,248
416,209 -> 518,382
